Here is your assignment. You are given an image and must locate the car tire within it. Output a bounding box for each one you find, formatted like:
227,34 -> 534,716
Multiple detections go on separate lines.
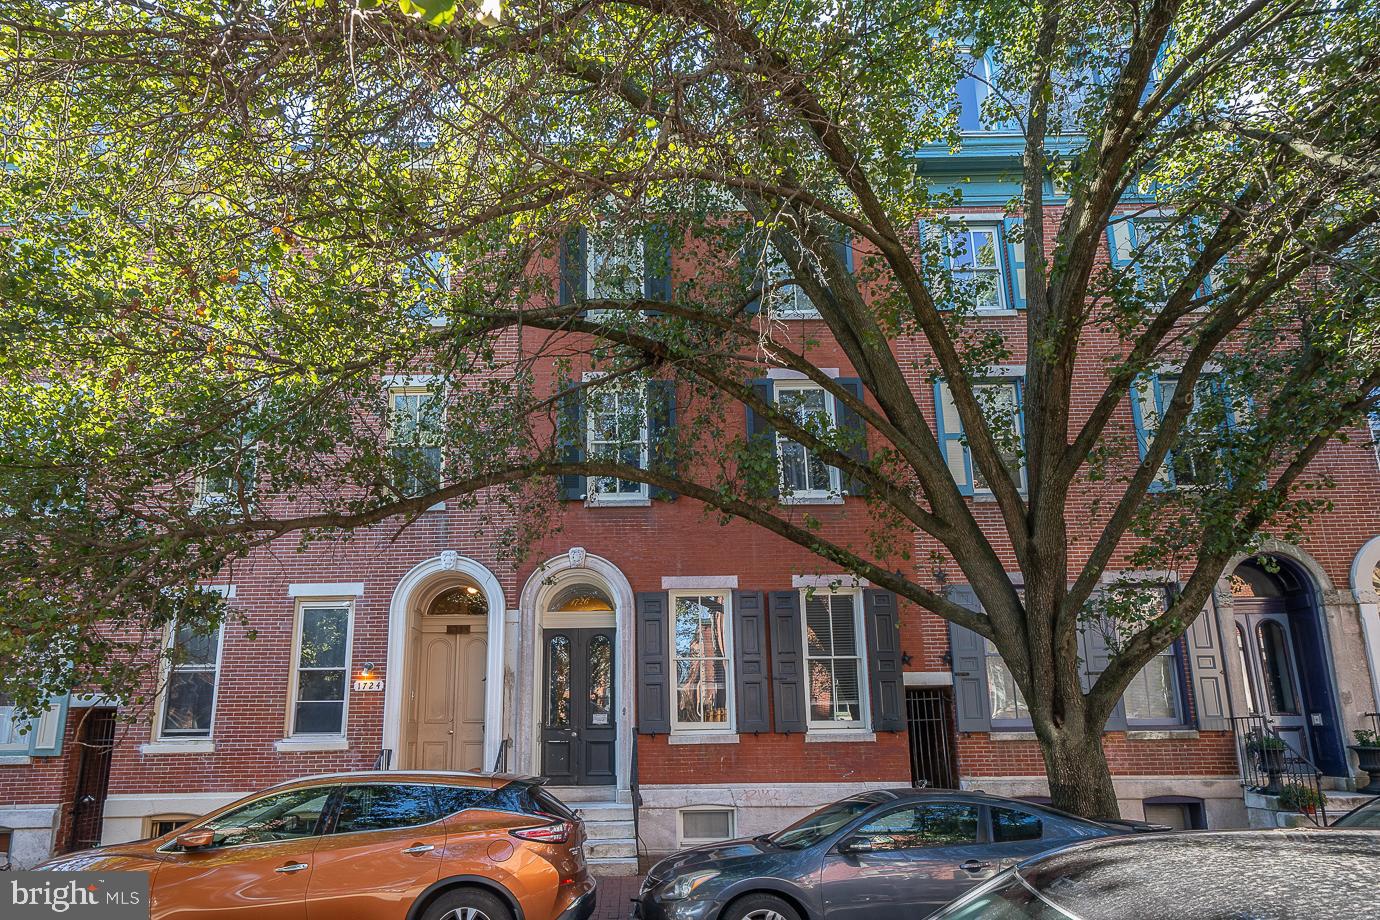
722,893 -> 803,920
420,886 -> 513,920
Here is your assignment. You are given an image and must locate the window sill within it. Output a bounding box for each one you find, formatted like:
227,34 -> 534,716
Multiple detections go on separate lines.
974,309 -> 1020,317
141,740 -> 216,755
804,729 -> 875,743
989,730 -> 1039,741
0,754 -> 32,766
1125,729 -> 1199,741
586,497 -> 652,509
779,495 -> 845,506
275,737 -> 349,753
972,491 -> 1028,504
668,731 -> 740,745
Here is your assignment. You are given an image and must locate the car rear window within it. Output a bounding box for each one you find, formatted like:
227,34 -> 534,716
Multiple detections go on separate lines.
431,782 -> 577,821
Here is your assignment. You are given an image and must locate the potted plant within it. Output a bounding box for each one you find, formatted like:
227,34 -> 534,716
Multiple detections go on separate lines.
1247,732 -> 1288,794
1277,782 -> 1326,816
1349,728 -> 1380,795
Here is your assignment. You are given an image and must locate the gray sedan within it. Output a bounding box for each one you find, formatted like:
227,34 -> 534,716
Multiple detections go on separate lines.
631,789 -> 1153,920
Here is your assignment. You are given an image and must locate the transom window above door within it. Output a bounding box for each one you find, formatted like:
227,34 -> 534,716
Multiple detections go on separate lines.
426,578 -> 488,617
550,583 -> 615,613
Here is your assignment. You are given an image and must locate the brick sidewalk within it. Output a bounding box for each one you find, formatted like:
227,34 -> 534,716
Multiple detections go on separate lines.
592,874 -> 642,920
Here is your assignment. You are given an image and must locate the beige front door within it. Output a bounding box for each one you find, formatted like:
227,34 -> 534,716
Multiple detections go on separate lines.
414,627 -> 487,771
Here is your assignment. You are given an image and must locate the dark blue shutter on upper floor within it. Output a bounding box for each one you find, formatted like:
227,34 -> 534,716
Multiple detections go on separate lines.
743,378 -> 779,499
834,378 -> 870,496
733,590 -> 771,734
646,379 -> 677,501
644,224 -> 673,305
559,228 -> 588,309
768,590 -> 807,733
557,381 -> 586,501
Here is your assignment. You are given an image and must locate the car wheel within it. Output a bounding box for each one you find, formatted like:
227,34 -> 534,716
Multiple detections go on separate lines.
722,893 -> 802,920
420,886 -> 513,920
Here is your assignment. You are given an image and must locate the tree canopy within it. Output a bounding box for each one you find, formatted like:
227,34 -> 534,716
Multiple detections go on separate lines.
2,0 -> 1378,816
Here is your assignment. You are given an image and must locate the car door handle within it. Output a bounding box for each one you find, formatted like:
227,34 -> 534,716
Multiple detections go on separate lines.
401,844 -> 435,854
275,863 -> 309,874
959,860 -> 992,872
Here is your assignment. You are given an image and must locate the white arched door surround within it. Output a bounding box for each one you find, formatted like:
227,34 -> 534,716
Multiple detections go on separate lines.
383,552 -> 507,773
515,548 -> 635,796
1351,535 -> 1380,713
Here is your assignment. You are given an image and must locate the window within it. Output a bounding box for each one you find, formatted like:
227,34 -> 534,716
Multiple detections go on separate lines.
1107,217 -> 1217,302
432,785 -> 495,817
146,815 -> 195,838
0,694 -> 20,750
1124,642 -> 1184,725
1131,372 -> 1234,489
680,808 -> 735,846
775,383 -> 841,499
291,604 -> 352,736
936,378 -> 1027,496
194,441 -> 254,509
852,803 -> 980,850
189,785 -> 333,848
803,590 -> 867,729
766,244 -> 820,318
160,622 -> 222,739
954,53 -> 1020,133
985,638 -> 1030,724
945,225 -> 1005,311
585,375 -> 649,503
333,784 -> 438,834
587,230 -> 644,304
991,807 -> 1043,842
671,593 -> 733,730
1368,406 -> 1380,471
1257,621 -> 1300,715
1142,800 -> 1205,830
387,386 -> 443,498
403,251 -> 450,323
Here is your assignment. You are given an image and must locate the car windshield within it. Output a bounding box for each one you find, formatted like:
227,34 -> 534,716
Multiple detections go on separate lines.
767,798 -> 877,850
935,871 -> 1081,920
1332,798 -> 1380,829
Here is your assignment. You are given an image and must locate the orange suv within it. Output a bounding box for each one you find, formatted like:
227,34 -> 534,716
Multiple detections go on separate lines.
37,771 -> 596,920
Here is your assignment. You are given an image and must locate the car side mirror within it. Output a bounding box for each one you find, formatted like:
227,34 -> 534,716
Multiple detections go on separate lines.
175,830 -> 217,850
838,836 -> 877,856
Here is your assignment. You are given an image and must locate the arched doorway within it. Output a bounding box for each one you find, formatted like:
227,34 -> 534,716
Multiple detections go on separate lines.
516,550 -> 635,796
1229,556 -> 1349,776
383,554 -> 507,773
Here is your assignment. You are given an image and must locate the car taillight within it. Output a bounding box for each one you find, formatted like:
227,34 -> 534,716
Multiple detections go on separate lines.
510,820 -> 573,844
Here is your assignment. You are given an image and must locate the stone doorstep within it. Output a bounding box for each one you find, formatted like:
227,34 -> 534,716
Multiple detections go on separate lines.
588,856 -> 639,878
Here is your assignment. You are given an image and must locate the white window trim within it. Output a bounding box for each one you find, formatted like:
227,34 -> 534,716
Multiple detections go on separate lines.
586,229 -> 646,312
677,805 -> 737,847
971,378 -> 1027,497
285,599 -> 355,742
582,371 -> 651,505
0,702 -> 25,755
668,590 -> 737,735
773,381 -> 843,503
939,214 -> 1013,315
764,243 -> 822,320
800,588 -> 871,732
152,621 -> 226,744
385,381 -> 446,511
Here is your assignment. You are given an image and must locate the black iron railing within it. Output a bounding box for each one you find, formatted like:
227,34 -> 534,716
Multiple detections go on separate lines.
372,748 -> 392,771
491,738 -> 510,774
1362,712 -> 1380,739
1230,714 -> 1327,825
907,688 -> 960,789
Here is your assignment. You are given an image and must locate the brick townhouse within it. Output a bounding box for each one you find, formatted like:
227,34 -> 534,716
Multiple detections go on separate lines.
5,67 -> 1380,875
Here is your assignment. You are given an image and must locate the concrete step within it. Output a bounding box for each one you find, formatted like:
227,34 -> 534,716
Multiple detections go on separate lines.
586,855 -> 639,877
1322,791 -> 1375,824
582,819 -> 635,841
547,785 -> 626,804
570,803 -> 635,823
586,837 -> 637,860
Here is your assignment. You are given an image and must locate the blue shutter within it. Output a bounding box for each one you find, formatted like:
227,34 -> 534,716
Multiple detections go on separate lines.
1079,621 -> 1128,731
643,224 -> 673,304
946,587 -> 991,732
863,590 -> 905,732
636,593 -> 671,733
733,590 -> 772,734
558,228 -> 587,307
1129,375 -> 1174,492
834,378 -> 870,496
1106,217 -> 1137,269
1000,217 -> 1028,310
647,379 -> 677,501
28,694 -> 70,757
831,228 -> 855,274
934,381 -> 975,495
768,590 -> 808,733
557,381 -> 586,501
738,225 -> 764,315
743,378 -> 779,498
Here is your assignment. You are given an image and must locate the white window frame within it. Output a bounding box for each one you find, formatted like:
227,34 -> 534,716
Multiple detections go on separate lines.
1368,405 -> 1380,471
386,382 -> 445,506
766,244 -> 821,319
800,588 -> 870,731
404,250 -> 452,327
669,590 -> 736,733
944,221 -> 1008,313
154,621 -> 225,742
773,381 -> 843,502
286,599 -> 355,740
583,372 -> 650,505
0,696 -> 24,753
677,806 -> 737,847
586,229 -> 645,316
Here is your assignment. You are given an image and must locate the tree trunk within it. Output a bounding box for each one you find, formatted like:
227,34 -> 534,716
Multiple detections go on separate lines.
1042,723 -> 1122,821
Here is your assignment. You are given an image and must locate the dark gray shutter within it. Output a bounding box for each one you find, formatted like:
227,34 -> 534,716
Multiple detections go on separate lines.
559,227 -> 587,308
863,589 -> 904,732
743,378 -> 779,499
947,586 -> 991,732
733,590 -> 771,733
557,381 -> 585,501
644,224 -> 673,304
1079,620 -> 1128,731
834,378 -> 870,496
831,227 -> 855,273
647,379 -> 677,501
738,224 -> 764,315
769,590 -> 807,733
1186,603 -> 1229,730
636,592 -> 671,734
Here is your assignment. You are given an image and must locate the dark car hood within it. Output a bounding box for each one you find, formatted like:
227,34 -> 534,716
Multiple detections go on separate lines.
649,836 -> 807,882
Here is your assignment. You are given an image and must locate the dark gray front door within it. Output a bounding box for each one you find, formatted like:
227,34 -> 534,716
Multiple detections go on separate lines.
541,628 -> 616,785
1235,600 -> 1310,756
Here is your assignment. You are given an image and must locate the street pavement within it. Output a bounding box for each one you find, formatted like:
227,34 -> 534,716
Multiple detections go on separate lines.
593,874 -> 642,919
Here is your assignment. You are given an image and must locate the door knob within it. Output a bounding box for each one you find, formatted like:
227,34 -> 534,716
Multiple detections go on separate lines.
275,863 -> 309,874
401,844 -> 435,855
959,860 -> 992,872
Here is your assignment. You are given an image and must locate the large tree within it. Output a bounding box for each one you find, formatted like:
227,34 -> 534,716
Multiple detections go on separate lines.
2,0 -> 1379,817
